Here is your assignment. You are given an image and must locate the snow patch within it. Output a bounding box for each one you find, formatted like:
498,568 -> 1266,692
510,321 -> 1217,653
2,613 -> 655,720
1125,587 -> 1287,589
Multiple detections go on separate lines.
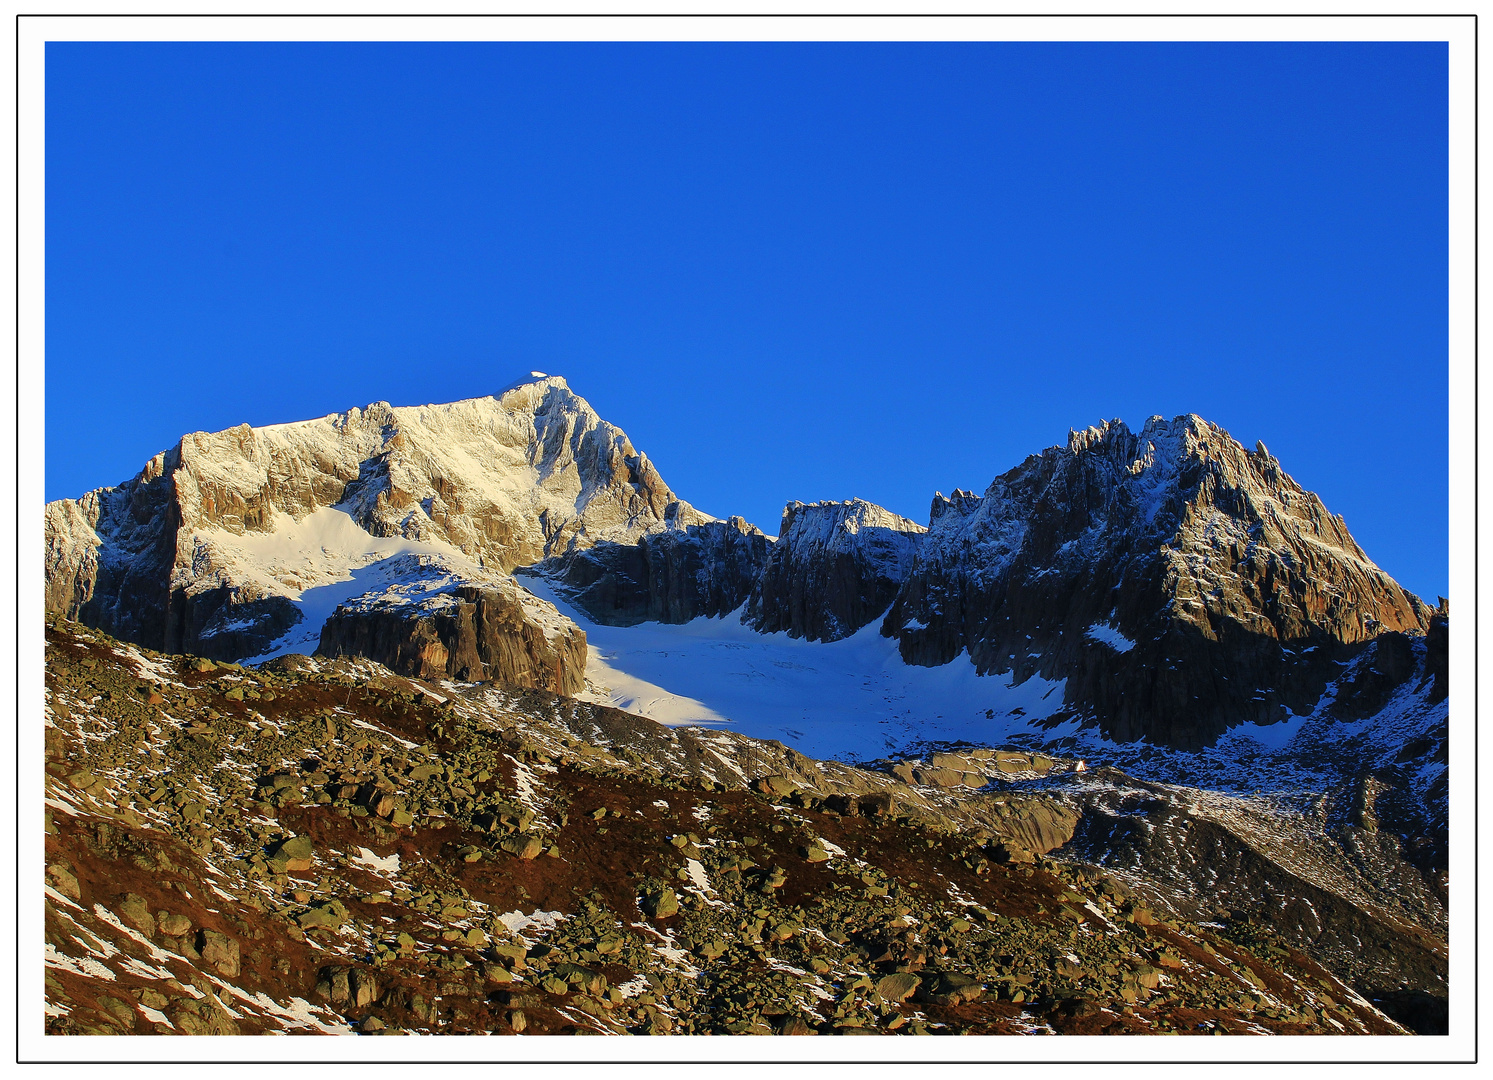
1085,623 -> 1136,653
497,909 -> 567,939
351,847 -> 401,875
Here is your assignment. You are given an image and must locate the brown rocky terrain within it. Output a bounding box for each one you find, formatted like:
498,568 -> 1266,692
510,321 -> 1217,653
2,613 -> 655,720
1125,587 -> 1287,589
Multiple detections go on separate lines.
43,616 -> 1439,1037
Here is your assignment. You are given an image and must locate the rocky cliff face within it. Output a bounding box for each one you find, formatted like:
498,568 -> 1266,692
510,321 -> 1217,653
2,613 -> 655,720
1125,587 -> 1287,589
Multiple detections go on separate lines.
745,500 -> 926,642
882,416 -> 1432,749
44,374 -> 704,677
540,517 -> 771,626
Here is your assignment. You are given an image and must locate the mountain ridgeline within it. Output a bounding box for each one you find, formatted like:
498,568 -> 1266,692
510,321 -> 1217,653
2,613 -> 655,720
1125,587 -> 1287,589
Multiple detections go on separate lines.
45,377 -> 1439,751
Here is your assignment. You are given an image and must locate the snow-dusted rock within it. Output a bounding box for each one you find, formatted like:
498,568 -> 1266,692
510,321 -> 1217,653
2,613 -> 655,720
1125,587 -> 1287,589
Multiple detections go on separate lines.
882,415 -> 1433,748
744,499 -> 926,642
44,374 -> 707,677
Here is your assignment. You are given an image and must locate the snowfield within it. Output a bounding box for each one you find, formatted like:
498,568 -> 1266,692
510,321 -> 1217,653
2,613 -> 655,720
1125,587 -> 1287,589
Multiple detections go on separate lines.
519,572 -> 1072,762
211,506 -> 495,663
518,572 -> 1445,804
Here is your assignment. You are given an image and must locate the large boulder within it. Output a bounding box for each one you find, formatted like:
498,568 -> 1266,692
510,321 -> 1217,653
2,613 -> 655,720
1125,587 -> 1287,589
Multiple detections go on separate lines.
319,577 -> 587,696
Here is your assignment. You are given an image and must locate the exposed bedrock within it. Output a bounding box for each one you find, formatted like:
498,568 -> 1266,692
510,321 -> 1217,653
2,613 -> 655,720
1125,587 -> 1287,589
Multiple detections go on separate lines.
745,499 -> 926,643
540,517 -> 771,626
317,583 -> 587,696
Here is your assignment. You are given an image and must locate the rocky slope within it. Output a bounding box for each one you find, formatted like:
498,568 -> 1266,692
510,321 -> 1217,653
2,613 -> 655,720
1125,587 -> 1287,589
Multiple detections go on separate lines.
43,374 -> 710,685
882,416 -> 1433,749
43,617 -> 1430,1036
744,500 -> 926,643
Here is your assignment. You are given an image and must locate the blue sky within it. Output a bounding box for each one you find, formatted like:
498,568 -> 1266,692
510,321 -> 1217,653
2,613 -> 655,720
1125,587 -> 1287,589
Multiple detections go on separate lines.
45,41 -> 1448,603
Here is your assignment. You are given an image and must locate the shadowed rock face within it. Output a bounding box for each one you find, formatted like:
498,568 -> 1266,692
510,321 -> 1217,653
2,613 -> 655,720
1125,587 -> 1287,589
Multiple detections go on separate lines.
882,416 -> 1432,749
745,500 -> 926,643
540,517 -> 771,626
317,582 -> 587,696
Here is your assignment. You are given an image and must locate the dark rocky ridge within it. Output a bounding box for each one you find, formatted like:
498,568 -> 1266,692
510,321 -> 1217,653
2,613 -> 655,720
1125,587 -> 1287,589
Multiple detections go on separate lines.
1058,773 -> 1447,1030
744,499 -> 926,643
880,416 -> 1432,749
539,517 -> 771,626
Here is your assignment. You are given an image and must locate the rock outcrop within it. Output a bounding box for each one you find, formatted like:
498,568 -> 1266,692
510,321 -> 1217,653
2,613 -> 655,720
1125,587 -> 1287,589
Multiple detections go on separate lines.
882,416 -> 1432,749
317,576 -> 587,696
541,517 -> 771,626
745,499 -> 925,642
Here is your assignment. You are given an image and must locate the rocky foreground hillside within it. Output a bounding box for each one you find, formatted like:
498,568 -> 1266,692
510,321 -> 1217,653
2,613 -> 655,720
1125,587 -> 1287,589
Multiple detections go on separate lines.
43,617 -> 1444,1036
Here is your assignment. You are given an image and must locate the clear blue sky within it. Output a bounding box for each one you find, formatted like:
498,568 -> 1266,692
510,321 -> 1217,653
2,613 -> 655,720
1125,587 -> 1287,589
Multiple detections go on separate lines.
45,41 -> 1448,603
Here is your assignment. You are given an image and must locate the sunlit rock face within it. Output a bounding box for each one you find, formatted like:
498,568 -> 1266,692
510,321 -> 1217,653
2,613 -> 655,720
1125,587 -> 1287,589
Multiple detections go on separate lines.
43,374 -> 706,683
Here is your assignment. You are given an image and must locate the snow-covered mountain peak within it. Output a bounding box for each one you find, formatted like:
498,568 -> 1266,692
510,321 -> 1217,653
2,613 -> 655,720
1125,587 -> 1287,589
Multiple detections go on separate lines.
497,369 -> 561,395
44,377 -> 711,665
780,498 -> 927,547
745,498 -> 927,643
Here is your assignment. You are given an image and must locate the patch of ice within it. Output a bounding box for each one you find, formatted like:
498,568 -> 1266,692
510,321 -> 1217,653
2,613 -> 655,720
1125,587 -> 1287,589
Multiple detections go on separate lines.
137,1004 -> 173,1027
89,905 -> 176,963
44,883 -> 83,910
45,943 -> 115,981
117,954 -> 177,981
347,716 -> 419,749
